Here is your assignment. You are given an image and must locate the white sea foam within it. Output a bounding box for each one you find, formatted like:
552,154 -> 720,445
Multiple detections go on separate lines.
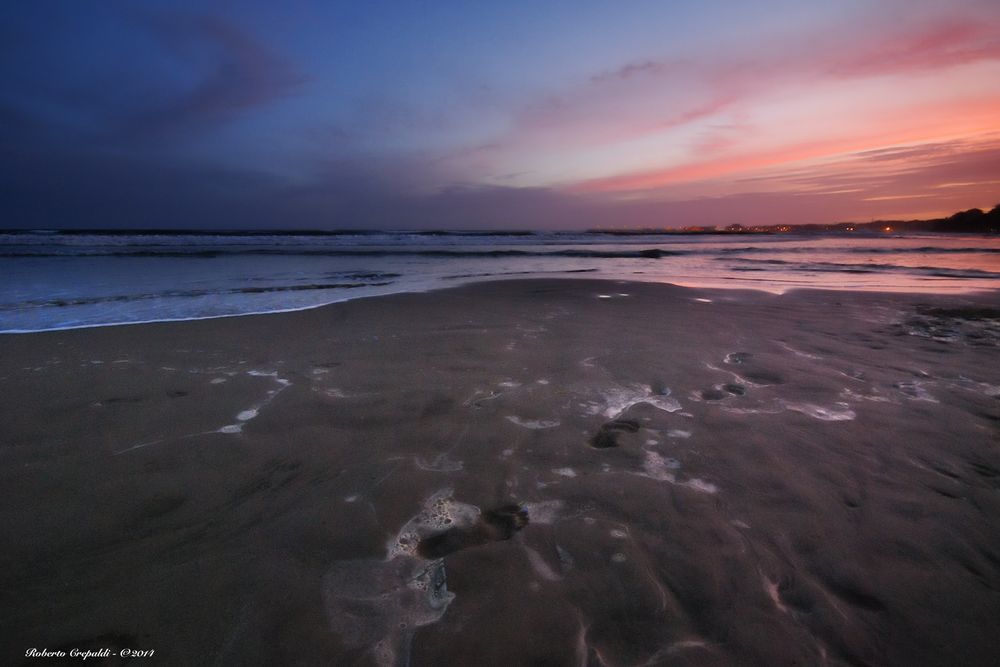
893,380 -> 938,402
522,500 -> 563,524
762,575 -> 788,613
781,401 -> 856,421
414,454 -> 463,472
638,451 -> 717,493
665,640 -> 709,655
506,416 -> 560,429
722,405 -> 783,415
323,550 -> 456,665
217,371 -> 292,433
954,376 -> 1000,397
685,478 -> 719,493
586,384 -> 682,419
552,467 -> 577,477
840,388 -> 891,403
777,341 -> 822,360
109,369 -> 294,453
641,451 -> 679,481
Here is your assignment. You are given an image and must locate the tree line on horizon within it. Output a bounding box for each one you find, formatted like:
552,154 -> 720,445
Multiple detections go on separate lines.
591,204 -> 1000,235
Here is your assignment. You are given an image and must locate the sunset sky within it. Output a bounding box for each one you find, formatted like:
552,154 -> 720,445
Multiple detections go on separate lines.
2,0 -> 999,229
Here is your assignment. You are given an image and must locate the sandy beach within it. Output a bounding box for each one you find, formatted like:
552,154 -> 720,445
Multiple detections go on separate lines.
2,278 -> 999,665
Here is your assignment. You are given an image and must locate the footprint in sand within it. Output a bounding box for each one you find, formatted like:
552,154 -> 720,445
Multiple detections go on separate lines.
589,419 -> 640,448
323,492 -> 529,665
418,505 -> 529,559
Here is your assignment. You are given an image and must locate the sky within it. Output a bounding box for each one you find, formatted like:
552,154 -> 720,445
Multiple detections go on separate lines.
1,0 -> 999,230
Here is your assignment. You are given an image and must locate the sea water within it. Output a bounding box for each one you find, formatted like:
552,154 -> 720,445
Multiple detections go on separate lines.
2,230 -> 998,332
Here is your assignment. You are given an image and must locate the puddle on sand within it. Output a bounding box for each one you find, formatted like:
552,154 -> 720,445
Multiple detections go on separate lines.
323,489 -> 479,665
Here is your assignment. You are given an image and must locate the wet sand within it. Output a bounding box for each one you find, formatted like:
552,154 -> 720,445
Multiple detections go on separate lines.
2,279 -> 999,665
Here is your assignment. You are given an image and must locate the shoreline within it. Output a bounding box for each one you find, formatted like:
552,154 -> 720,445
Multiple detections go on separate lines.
2,279 -> 999,665
4,275 -> 1000,336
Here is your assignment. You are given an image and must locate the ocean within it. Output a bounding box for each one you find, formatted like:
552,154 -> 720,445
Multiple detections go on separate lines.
2,230 -> 999,332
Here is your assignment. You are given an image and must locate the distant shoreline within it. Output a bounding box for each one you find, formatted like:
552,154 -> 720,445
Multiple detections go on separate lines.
2,205 -> 998,236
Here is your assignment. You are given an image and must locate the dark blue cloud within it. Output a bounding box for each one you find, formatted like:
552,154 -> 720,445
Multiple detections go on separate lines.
113,12 -> 306,142
0,5 -> 305,146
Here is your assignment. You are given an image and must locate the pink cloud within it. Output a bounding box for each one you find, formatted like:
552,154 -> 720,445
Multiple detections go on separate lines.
824,20 -> 1000,78
565,91 -> 1000,195
443,14 -> 1000,192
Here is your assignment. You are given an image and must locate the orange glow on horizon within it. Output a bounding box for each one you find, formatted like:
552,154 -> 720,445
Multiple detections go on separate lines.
569,96 -> 1000,197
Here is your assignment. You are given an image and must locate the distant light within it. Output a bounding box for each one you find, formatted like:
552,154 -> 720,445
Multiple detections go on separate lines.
883,226 -> 892,232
